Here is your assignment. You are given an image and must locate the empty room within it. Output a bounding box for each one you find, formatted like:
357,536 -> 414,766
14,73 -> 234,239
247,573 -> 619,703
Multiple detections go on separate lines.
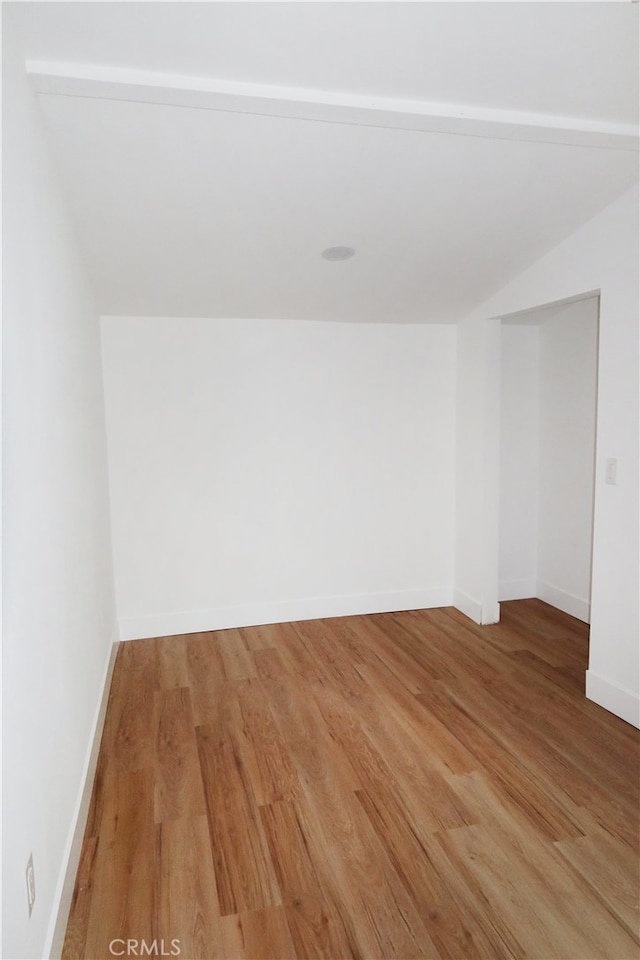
2,3 -> 639,959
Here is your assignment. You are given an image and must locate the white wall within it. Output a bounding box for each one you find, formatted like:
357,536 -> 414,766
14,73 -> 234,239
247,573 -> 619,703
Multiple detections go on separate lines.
2,17 -> 117,959
454,316 -> 501,624
101,316 -> 457,639
498,324 -> 539,600
456,184 -> 639,727
537,298 -> 598,620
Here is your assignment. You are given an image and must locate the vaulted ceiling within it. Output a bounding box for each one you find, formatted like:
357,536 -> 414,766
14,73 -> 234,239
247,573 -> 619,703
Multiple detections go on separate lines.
9,2 -> 639,324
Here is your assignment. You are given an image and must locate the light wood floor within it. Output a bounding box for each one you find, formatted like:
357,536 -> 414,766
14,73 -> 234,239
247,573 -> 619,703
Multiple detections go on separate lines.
63,601 -> 639,960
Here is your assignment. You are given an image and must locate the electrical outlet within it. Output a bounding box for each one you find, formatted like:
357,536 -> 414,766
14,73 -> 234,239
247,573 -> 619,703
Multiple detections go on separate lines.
26,853 -> 36,917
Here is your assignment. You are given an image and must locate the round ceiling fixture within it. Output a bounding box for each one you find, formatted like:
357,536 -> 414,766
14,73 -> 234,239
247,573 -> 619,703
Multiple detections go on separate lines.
322,246 -> 355,261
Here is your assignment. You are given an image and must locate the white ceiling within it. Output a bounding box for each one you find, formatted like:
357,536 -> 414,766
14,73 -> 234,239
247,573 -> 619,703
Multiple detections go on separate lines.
8,2 -> 640,324
10,2 -> 640,123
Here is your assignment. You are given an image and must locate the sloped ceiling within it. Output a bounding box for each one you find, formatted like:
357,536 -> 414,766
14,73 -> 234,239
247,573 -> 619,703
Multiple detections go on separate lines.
8,1 -> 640,324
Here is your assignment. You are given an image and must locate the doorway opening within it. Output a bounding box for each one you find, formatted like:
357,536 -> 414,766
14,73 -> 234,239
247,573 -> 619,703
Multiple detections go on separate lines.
497,292 -> 600,631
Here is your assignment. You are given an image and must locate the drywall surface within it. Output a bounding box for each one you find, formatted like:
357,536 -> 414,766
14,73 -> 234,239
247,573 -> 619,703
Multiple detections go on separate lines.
101,317 -> 456,638
457,184 -> 639,726
498,325 -> 539,600
454,316 -> 501,624
537,299 -> 598,620
2,19 -> 117,959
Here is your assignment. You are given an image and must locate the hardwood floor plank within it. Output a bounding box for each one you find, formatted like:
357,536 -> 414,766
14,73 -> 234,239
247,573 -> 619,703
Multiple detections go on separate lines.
259,800 -> 361,959
411,829 -> 526,959
253,646 -> 288,682
354,788 -> 507,960
352,613 -> 437,693
264,677 -> 441,956
449,603 -> 586,670
400,609 -> 509,687
273,620 -> 329,681
356,658 -> 478,780
239,623 -> 284,652
154,686 -> 206,822
196,724 -> 282,915
508,647 -> 585,694
288,785 -> 442,959
309,675 -> 472,834
83,749 -> 108,842
316,615 -> 374,665
425,669 -> 639,848
157,634 -> 190,689
290,618 -> 370,697
449,770 -> 640,956
235,677 -> 302,805
186,632 -> 228,728
258,800 -> 330,902
216,628 -> 257,681
209,914 -> 246,960
236,906 -> 298,960
82,768 -> 156,958
555,825 -> 640,939
208,908 -> 297,960
262,671 -> 361,795
284,897 -> 360,960
64,603 -> 639,959
500,598 -> 588,650
415,685 -> 586,842
442,823 -> 578,957
101,639 -> 159,772
61,836 -> 97,960
155,815 -> 220,957
440,823 -> 637,959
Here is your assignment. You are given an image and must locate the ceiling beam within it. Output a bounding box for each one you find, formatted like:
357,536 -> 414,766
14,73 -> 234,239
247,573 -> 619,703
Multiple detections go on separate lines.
26,61 -> 639,152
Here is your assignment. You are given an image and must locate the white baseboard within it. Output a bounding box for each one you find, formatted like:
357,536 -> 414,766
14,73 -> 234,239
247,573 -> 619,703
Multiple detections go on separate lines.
482,600 -> 501,625
118,587 -> 454,641
453,589 -> 500,626
586,670 -> 640,729
536,580 -> 590,623
453,589 -> 483,624
499,578 -> 536,602
46,631 -> 120,959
